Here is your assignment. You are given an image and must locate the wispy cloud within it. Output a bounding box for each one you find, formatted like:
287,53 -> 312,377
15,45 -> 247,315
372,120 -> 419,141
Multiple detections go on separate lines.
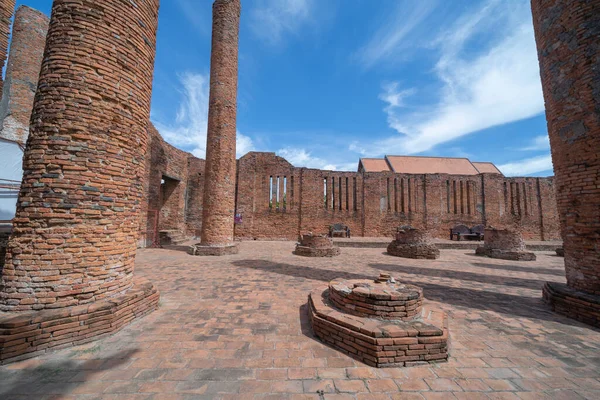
519,135 -> 550,151
355,0 -> 438,68
277,147 -> 355,171
153,72 -> 254,159
498,155 -> 553,176
250,0 -> 313,45
355,0 -> 545,157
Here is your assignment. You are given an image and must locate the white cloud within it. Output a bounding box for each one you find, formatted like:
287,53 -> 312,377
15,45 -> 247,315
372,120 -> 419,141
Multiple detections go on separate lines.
356,0 -> 545,157
250,0 -> 313,45
356,0 -> 438,68
498,155 -> 553,176
520,135 -> 550,151
276,147 -> 355,171
153,72 -> 254,159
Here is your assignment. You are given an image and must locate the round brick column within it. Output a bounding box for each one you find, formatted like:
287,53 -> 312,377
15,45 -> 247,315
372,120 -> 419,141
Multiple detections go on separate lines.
531,0 -> 600,295
0,0 -> 15,96
200,0 -> 241,249
0,6 -> 49,144
0,0 -> 160,311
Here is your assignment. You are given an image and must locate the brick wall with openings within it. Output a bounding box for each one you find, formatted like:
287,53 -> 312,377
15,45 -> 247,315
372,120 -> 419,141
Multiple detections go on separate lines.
0,6 -> 49,144
235,152 -> 300,240
0,0 -> 15,96
0,0 -> 160,312
532,0 -> 600,294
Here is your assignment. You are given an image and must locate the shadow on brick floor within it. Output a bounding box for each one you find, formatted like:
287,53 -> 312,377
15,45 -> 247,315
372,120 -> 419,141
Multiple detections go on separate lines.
0,349 -> 138,398
231,259 -> 589,327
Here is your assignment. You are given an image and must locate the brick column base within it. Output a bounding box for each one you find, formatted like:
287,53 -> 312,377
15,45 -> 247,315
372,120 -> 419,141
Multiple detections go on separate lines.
542,282 -> 600,328
188,243 -> 240,256
0,278 -> 159,365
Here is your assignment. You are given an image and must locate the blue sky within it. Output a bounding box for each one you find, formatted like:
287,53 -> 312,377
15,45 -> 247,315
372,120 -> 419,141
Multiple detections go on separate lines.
17,0 -> 554,176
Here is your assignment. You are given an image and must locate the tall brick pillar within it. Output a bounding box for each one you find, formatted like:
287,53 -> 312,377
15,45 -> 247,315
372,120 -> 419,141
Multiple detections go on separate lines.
191,0 -> 241,256
0,6 -> 49,144
532,0 -> 600,327
0,0 -> 15,97
0,0 -> 160,364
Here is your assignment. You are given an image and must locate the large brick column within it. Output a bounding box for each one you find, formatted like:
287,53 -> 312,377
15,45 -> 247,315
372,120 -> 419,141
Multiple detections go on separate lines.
0,0 -> 160,364
532,0 -> 600,327
191,0 -> 241,256
0,0 -> 15,97
0,6 -> 49,144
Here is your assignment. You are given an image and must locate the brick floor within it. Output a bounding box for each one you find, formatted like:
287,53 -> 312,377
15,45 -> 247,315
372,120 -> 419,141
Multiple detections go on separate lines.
0,241 -> 599,399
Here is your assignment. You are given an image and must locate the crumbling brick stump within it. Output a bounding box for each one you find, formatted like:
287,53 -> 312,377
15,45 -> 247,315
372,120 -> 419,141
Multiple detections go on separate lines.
308,274 -> 449,368
188,242 -> 239,256
294,234 -> 340,257
387,227 -> 439,260
475,228 -> 536,261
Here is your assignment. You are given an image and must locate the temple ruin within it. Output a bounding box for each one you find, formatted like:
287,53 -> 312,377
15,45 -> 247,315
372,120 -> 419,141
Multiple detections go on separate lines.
0,0 -> 597,379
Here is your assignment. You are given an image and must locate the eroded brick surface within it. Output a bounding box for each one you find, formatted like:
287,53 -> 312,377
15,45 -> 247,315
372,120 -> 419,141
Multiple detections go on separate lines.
0,0 -> 15,96
0,6 -> 49,144
0,0 -> 160,311
532,0 -> 600,295
200,0 -> 241,247
1,242 -> 598,398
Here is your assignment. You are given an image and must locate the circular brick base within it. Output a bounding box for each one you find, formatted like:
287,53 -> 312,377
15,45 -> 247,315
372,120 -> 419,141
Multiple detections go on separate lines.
294,245 -> 340,257
386,241 -> 440,260
0,278 -> 159,365
543,282 -> 600,328
475,247 -> 536,261
188,243 -> 239,256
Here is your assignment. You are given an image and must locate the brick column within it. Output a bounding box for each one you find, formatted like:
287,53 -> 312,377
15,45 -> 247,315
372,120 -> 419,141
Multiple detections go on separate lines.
532,0 -> 600,327
0,0 -> 15,97
0,6 -> 49,144
192,0 -> 241,256
0,0 -> 160,311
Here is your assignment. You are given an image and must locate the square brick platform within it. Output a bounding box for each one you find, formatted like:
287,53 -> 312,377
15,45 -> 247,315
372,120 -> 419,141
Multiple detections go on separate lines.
0,241 -> 598,399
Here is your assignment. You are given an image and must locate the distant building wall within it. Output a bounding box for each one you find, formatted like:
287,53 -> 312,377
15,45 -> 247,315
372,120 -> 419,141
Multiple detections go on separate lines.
0,6 -> 49,144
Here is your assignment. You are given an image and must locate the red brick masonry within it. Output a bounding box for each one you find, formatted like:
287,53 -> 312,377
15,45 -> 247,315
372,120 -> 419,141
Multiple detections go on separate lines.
294,234 -> 341,257
0,278 -> 159,365
387,228 -> 440,260
542,282 -> 600,329
476,228 -> 536,261
309,280 -> 449,368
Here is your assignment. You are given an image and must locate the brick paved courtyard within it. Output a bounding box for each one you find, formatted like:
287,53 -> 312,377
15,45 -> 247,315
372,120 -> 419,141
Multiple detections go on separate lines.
1,241 -> 599,399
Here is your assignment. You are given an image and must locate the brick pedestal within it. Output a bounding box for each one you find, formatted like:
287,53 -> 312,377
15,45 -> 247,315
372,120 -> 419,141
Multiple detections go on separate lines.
387,227 -> 439,260
294,234 -> 340,257
532,0 -> 600,326
475,228 -> 536,261
196,0 -> 241,255
308,274 -> 449,367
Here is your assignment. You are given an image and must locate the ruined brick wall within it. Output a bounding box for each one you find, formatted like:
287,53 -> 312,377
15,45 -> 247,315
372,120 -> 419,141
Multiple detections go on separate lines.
228,152 -> 559,241
532,0 -> 600,294
299,169 -> 363,238
234,152 -> 299,240
139,124 -> 205,247
0,0 -> 159,311
0,6 -> 49,144
0,0 -> 15,96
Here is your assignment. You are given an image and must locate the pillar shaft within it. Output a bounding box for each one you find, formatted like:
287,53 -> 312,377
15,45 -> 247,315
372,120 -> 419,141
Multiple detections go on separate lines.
0,0 -> 160,311
531,0 -> 600,294
0,0 -> 15,96
200,0 -> 241,246
0,6 -> 49,144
